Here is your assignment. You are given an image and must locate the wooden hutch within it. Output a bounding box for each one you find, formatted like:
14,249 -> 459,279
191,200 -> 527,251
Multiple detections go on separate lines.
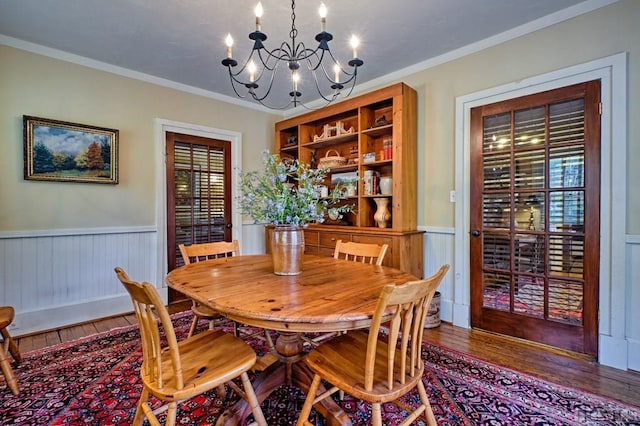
271,82 -> 424,278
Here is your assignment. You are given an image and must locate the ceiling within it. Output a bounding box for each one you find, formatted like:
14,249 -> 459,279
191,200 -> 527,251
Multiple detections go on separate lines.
0,0 -> 603,112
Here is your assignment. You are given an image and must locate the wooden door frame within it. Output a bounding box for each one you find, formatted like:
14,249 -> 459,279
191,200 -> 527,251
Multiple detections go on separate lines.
154,119 -> 242,293
453,53 -> 628,369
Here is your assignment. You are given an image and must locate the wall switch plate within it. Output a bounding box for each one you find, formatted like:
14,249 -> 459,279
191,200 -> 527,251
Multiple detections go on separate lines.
449,190 -> 456,203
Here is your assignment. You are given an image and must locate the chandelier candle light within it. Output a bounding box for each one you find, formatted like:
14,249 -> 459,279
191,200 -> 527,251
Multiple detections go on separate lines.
222,1 -> 363,109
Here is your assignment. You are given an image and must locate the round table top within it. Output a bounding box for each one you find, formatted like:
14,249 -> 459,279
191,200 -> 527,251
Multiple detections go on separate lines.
166,254 -> 418,333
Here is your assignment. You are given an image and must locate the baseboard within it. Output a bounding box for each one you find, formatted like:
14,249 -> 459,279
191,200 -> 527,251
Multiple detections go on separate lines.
440,298 -> 453,323
626,337 -> 640,372
452,302 -> 470,329
598,334 -> 628,370
9,287 -> 168,337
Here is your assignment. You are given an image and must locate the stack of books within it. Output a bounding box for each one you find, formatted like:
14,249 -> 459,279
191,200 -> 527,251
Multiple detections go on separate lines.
363,170 -> 380,195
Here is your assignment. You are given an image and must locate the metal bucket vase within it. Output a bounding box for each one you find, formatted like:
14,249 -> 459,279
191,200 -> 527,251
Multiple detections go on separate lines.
270,225 -> 304,275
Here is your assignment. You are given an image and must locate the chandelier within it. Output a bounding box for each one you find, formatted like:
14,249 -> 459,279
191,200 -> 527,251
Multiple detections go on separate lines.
221,1 -> 363,110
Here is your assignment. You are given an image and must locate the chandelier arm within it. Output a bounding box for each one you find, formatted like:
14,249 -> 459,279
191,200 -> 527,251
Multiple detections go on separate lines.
296,45 -> 327,72
247,68 -> 279,102
226,48 -> 260,79
303,59 -> 342,103
227,73 -> 258,100
323,48 -> 361,77
228,67 -> 295,110
301,49 -> 352,88
261,42 -> 296,64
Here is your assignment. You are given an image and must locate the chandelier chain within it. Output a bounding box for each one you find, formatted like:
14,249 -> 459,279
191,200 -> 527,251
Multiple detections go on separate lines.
289,0 -> 298,55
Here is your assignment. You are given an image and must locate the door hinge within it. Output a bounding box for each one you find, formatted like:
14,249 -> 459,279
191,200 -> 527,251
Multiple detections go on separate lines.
599,102 -> 602,115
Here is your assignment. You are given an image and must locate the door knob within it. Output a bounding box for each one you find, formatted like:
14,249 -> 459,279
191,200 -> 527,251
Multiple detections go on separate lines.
225,223 -> 233,229
471,230 -> 481,237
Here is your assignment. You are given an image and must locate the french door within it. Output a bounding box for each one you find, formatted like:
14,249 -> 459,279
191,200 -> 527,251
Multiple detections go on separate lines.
470,81 -> 601,356
166,132 -> 232,301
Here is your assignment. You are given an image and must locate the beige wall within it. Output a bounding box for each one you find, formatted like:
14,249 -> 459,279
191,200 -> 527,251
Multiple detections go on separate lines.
0,45 -> 280,231
1,1 -> 637,233
393,0 -> 638,232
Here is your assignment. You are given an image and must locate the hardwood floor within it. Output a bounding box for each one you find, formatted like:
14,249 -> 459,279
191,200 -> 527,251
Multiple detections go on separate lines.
14,301 -> 190,353
13,302 -> 640,407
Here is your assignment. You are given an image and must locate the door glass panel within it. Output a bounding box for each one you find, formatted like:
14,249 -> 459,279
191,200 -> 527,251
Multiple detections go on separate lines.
483,233 -> 510,271
483,193 -> 510,229
482,271 -> 511,311
514,191 -> 545,231
549,99 -> 584,145
549,190 -> 584,230
550,146 -> 584,189
514,149 -> 545,189
514,106 -> 545,149
513,275 -> 544,318
515,235 -> 544,273
483,152 -> 511,190
548,279 -> 583,325
483,112 -> 511,152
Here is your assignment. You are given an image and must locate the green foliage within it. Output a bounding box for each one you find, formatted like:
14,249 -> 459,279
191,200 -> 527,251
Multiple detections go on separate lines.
239,152 -> 352,226
33,143 -> 55,173
100,140 -> 111,166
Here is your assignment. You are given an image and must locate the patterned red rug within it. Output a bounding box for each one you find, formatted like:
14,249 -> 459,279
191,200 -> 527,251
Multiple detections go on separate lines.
1,311 -> 638,425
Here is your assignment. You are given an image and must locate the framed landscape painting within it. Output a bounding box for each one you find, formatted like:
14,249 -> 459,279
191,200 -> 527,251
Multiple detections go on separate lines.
23,115 -> 119,184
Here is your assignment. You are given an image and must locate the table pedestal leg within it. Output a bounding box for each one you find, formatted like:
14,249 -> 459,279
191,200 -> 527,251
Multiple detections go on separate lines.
216,331 -> 351,426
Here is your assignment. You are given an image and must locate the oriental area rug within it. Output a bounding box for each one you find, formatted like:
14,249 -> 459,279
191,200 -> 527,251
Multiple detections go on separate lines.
1,312 -> 638,425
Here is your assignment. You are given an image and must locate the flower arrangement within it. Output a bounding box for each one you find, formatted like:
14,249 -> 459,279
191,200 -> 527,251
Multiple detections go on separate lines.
239,152 -> 351,226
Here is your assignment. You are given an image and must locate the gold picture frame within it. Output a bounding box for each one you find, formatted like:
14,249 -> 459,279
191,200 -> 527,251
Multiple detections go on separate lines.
23,115 -> 119,184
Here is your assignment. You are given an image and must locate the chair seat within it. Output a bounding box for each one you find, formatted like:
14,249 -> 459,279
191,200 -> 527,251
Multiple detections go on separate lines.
142,329 -> 256,402
0,307 -> 15,329
305,330 -> 423,402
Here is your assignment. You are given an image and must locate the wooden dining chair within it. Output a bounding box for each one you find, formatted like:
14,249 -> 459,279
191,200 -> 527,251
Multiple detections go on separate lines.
296,264 -> 450,426
179,240 -> 240,338
333,240 -> 389,266
179,240 -> 275,353
114,267 -> 267,426
0,306 -> 22,395
303,240 -> 390,348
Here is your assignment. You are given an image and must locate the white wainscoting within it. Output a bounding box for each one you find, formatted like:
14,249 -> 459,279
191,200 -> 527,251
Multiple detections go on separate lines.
240,222 -> 267,255
2,224 -> 637,372
0,227 -> 158,336
421,226 -> 455,323
0,223 -> 269,337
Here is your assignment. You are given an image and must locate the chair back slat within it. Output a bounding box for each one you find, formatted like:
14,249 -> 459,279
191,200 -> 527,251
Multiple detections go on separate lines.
333,240 -> 389,266
179,240 -> 239,265
365,264 -> 449,391
114,267 -> 184,390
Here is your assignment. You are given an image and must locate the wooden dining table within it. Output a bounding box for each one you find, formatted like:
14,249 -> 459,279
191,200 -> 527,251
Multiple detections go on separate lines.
166,254 -> 418,426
